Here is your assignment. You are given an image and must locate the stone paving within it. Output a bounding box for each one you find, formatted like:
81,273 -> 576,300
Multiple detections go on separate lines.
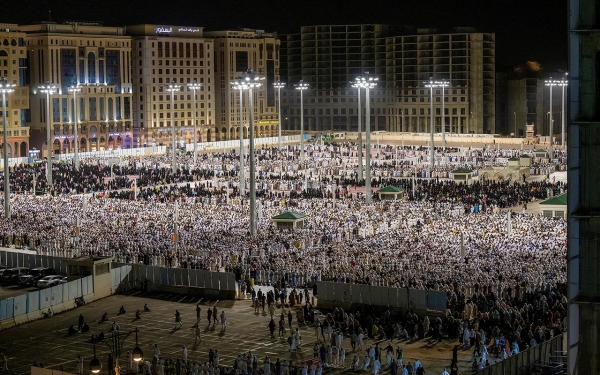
0,291 -> 502,375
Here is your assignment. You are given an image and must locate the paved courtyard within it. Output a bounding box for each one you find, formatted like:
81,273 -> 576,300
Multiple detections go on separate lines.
0,291 -> 487,375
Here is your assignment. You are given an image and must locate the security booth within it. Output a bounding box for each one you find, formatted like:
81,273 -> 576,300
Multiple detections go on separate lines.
519,154 -> 532,167
534,149 -> 548,159
67,256 -> 114,299
539,193 -> 567,218
377,185 -> 405,200
451,168 -> 473,184
272,211 -> 307,230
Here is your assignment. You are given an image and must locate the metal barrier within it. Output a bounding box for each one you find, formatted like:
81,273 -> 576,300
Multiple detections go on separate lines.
0,250 -> 69,275
476,333 -> 566,375
314,281 -> 447,312
111,263 -> 236,292
185,135 -> 303,152
57,146 -> 167,160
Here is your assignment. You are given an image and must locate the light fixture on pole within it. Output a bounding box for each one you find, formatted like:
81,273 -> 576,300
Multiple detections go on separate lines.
166,81 -> 181,174
435,80 -> 450,150
93,327 -> 143,375
0,78 -> 15,219
424,78 -> 437,171
188,81 -> 202,167
273,81 -> 286,150
68,82 -> 82,170
294,80 -> 309,162
545,77 -> 557,157
231,78 -> 246,196
514,111 -> 517,138
351,80 -> 363,182
39,84 -> 57,189
240,70 -> 263,236
355,72 -> 378,204
554,75 -> 568,149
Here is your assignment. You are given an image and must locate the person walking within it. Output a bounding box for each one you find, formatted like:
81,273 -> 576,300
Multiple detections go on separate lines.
220,311 -> 227,330
174,310 -> 182,329
268,318 -> 276,338
212,306 -> 218,325
182,345 -> 188,364
77,355 -> 84,374
196,304 -> 201,322
194,325 -> 201,344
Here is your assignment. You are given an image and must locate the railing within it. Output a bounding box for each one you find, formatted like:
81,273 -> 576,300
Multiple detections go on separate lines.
476,332 -> 566,375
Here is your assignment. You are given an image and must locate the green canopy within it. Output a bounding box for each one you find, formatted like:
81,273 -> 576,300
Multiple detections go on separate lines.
272,211 -> 307,220
540,193 -> 567,206
377,186 -> 404,193
452,168 -> 473,174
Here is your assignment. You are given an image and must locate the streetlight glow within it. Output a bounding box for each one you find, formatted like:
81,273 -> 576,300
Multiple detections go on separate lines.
354,73 -> 378,203
39,84 -> 58,189
166,82 -> 181,173
0,78 -> 15,219
67,82 -> 82,170
545,78 -> 558,157
553,76 -> 568,149
187,81 -> 202,166
434,80 -> 450,149
273,81 -> 286,150
294,80 -> 309,162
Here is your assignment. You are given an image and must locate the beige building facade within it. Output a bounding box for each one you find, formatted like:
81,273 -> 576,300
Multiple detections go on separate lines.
22,22 -> 133,154
0,24 -> 30,157
206,29 -> 281,141
127,25 -> 215,147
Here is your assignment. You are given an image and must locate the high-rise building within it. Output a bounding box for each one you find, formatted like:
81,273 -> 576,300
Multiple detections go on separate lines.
205,29 -> 281,141
127,25 -> 214,147
495,71 -> 545,137
0,23 -> 30,157
281,25 -> 495,134
21,22 -> 133,154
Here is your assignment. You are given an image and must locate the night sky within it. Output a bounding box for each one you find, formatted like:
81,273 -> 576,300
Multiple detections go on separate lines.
1,0 -> 567,72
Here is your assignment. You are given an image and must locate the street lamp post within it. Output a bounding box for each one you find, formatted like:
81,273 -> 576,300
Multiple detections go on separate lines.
91,327 -> 143,375
273,81 -> 286,150
514,111 -> 517,137
545,78 -> 557,157
166,82 -> 181,174
39,84 -> 57,189
351,81 -> 363,182
231,79 -> 245,196
436,80 -> 450,150
355,73 -> 378,204
240,70 -> 263,236
0,78 -> 15,219
188,81 -> 202,167
68,83 -> 82,170
424,78 -> 437,171
295,80 -> 309,162
555,76 -> 568,149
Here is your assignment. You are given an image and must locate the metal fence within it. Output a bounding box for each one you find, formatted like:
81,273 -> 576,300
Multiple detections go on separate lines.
476,332 -> 566,375
56,146 -> 167,160
0,250 -> 69,274
185,134 -> 302,152
111,263 -> 236,292
314,281 -> 447,312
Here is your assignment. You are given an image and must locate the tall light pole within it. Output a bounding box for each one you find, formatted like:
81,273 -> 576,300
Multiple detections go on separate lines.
355,73 -> 378,203
273,81 -> 286,150
436,80 -> 449,150
555,75 -> 568,149
0,78 -> 15,219
424,78 -> 437,170
545,78 -> 557,157
166,82 -> 181,174
295,80 -> 309,162
231,79 -> 245,195
68,83 -> 82,170
351,80 -> 363,182
514,111 -> 517,137
39,84 -> 57,189
241,70 -> 263,236
188,81 -> 202,167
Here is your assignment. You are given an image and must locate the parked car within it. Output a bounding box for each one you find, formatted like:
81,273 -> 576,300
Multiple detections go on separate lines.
0,267 -> 30,284
36,275 -> 63,288
19,267 -> 57,287
58,276 -> 68,284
